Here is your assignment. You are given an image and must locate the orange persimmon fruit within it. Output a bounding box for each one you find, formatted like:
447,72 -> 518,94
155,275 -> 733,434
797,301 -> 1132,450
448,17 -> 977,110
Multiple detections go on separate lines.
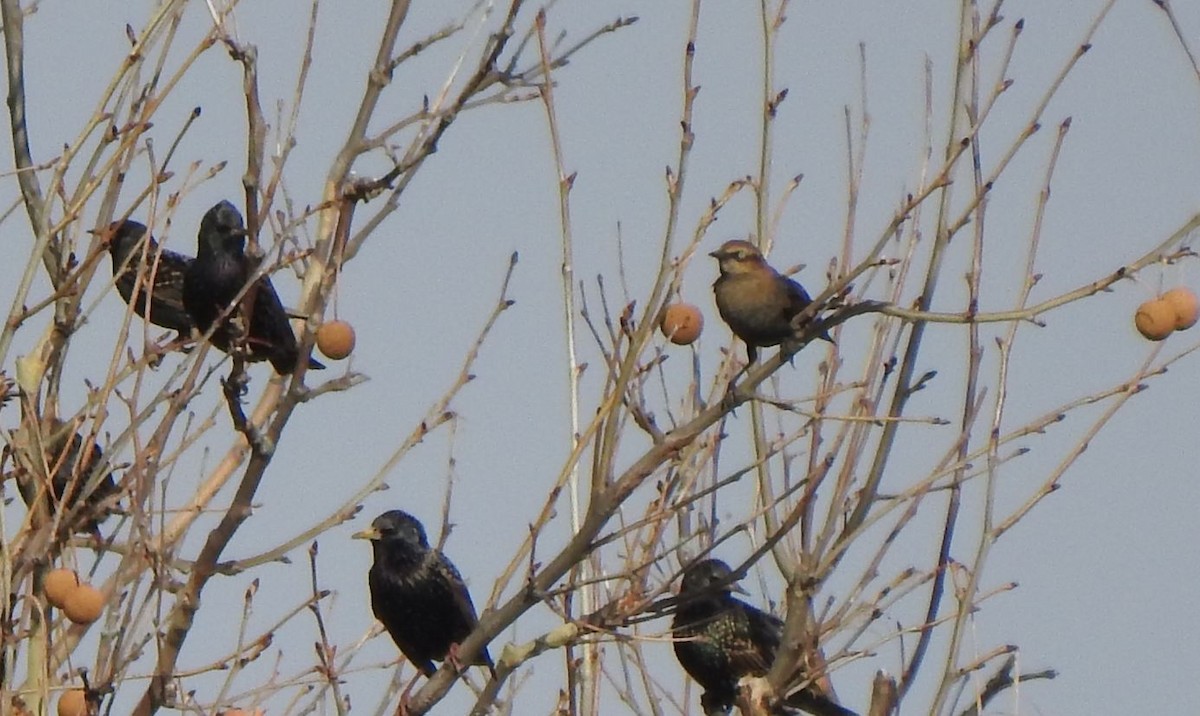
660,303 -> 704,345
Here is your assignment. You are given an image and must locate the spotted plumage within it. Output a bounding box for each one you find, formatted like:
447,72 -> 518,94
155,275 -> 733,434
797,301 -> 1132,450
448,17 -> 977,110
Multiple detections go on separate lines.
671,559 -> 856,716
106,220 -> 194,335
353,510 -> 493,677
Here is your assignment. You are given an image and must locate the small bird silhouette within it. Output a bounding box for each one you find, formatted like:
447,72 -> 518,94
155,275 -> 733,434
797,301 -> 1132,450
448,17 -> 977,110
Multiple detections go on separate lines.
672,559 -> 856,716
181,201 -> 323,374
106,220 -> 195,336
353,510 -> 494,679
710,239 -> 831,364
11,424 -> 119,538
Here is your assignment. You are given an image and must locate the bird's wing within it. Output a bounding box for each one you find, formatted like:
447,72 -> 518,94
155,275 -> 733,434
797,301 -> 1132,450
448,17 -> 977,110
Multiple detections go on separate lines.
783,274 -> 834,342
439,555 -> 482,627
121,251 -> 194,333
783,275 -> 815,318
161,249 -> 194,273
713,601 -> 779,677
154,253 -> 192,312
744,602 -> 784,671
248,277 -> 290,335
435,552 -> 493,668
752,607 -> 859,716
249,275 -> 326,371
245,276 -> 302,370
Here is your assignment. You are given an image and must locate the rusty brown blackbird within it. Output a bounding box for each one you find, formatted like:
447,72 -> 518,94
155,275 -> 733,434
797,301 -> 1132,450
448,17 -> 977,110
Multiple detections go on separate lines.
710,239 -> 831,364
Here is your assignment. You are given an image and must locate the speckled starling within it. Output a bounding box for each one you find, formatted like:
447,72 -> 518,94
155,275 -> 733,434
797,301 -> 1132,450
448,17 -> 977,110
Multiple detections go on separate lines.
710,239 -> 832,364
106,220 -> 194,335
181,200 -> 323,374
12,426 -> 119,536
352,510 -> 494,677
671,559 -> 856,716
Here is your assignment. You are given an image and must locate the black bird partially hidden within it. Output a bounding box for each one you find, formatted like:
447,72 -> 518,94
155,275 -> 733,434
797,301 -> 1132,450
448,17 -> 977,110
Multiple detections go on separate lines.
353,510 -> 494,678
181,200 -> 323,374
12,426 -> 119,538
671,559 -> 857,716
106,220 -> 195,336
710,239 -> 832,364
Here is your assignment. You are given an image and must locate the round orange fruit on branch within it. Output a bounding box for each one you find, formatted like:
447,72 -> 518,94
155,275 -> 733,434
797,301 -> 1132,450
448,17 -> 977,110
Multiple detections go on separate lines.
1162,287 -> 1198,330
317,319 -> 356,360
44,568 -> 79,610
62,583 -> 105,625
1134,298 -> 1175,341
57,689 -> 89,716
660,303 -> 704,345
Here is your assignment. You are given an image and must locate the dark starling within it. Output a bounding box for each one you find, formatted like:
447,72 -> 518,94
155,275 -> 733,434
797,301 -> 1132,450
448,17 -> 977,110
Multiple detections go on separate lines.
181,200 -> 323,374
13,426 -> 119,536
352,510 -> 494,677
710,239 -> 832,364
106,220 -> 195,335
672,559 -> 856,716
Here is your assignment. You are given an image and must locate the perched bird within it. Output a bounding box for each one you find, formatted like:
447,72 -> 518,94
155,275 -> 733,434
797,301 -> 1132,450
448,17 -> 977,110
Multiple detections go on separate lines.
182,200 -> 323,374
353,510 -> 494,678
12,426 -> 119,537
672,559 -> 856,716
105,219 -> 195,335
710,239 -> 831,364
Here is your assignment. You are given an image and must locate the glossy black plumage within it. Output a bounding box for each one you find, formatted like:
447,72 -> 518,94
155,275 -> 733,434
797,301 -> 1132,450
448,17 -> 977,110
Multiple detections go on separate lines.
710,239 -> 831,364
14,427 -> 118,536
353,510 -> 493,677
106,220 -> 195,335
672,559 -> 856,716
181,200 -> 323,374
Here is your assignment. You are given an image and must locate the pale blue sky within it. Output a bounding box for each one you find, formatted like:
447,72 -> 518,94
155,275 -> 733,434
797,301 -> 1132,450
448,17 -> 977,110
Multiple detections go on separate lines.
3,2 -> 1199,714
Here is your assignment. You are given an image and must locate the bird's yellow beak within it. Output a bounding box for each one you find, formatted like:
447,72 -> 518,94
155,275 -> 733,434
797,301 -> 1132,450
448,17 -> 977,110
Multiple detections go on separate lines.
352,526 -> 382,541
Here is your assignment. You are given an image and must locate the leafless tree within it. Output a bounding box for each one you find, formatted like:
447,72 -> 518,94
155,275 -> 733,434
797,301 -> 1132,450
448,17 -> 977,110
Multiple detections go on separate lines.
1,2 -> 1195,715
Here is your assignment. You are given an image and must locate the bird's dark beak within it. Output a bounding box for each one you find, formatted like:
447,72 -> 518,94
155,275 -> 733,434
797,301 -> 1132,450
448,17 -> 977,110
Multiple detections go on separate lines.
352,526 -> 382,541
731,582 -> 751,596
708,249 -> 721,259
